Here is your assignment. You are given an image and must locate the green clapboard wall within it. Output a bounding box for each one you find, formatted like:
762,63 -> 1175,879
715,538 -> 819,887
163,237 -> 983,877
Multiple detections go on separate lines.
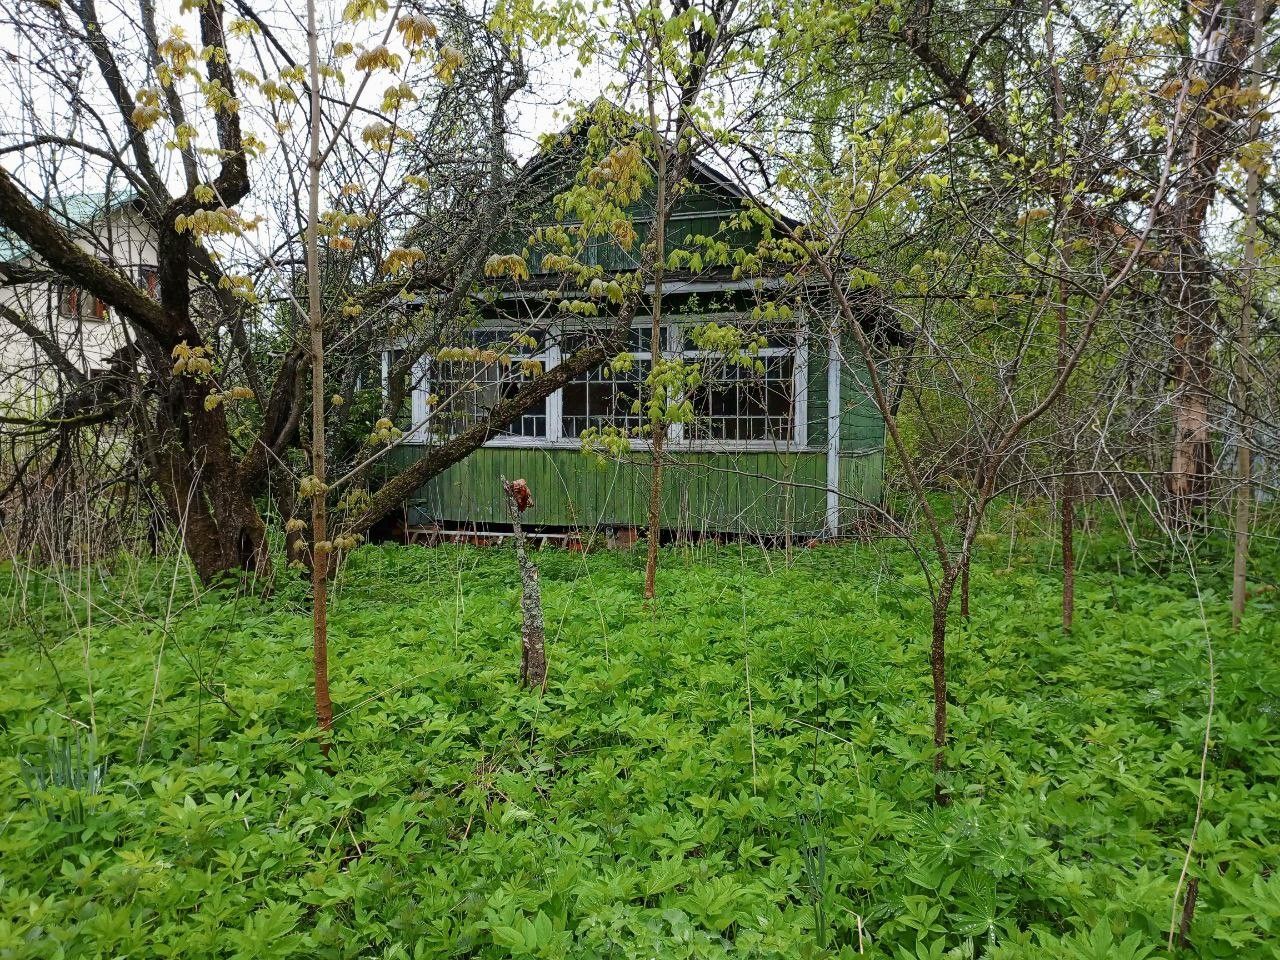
383,339 -> 884,537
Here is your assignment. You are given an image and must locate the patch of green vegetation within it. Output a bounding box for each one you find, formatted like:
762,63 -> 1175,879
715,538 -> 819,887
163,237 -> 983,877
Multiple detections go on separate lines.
0,537 -> 1277,959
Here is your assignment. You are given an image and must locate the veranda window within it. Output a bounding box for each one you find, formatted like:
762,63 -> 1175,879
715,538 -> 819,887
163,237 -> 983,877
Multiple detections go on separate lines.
680,323 -> 801,444
560,326 -> 659,439
428,330 -> 550,440
391,318 -> 807,448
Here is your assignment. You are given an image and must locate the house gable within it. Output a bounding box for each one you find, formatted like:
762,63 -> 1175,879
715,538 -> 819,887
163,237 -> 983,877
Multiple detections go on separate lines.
497,110 -> 786,297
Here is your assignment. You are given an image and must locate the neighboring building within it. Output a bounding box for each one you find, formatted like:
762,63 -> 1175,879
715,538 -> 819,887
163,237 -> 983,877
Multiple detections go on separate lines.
384,120 -> 896,539
0,191 -> 154,408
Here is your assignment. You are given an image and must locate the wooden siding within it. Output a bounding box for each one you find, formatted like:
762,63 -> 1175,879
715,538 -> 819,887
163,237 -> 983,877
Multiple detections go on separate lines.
805,333 -> 829,447
383,446 -> 880,536
838,451 -> 885,522
840,351 -> 886,453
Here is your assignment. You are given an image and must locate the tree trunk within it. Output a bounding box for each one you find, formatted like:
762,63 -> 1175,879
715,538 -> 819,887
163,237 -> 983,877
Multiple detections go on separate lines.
643,439 -> 665,601
1233,0 -> 1264,631
158,457 -> 267,584
1177,876 -> 1200,950
1163,0 -> 1264,522
1058,270 -> 1076,631
1167,299 -> 1214,522
150,382 -> 269,584
518,564 -> 546,687
642,66 -> 669,603
502,477 -> 546,689
930,574 -> 956,807
305,0 -> 333,751
1061,475 -> 1076,630
1046,0 -> 1074,632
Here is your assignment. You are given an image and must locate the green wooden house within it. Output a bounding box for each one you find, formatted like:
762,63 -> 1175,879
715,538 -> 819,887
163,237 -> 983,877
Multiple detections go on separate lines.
384,118 -> 895,540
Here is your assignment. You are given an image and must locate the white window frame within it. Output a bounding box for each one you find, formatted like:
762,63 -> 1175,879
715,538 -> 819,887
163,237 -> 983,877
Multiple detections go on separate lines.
393,311 -> 815,452
381,348 -> 431,441
668,311 -> 808,453
415,329 -> 558,445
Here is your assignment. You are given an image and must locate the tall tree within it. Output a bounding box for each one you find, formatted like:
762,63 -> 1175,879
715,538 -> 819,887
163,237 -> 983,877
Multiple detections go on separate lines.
1233,0 -> 1267,629
0,0 -> 790,584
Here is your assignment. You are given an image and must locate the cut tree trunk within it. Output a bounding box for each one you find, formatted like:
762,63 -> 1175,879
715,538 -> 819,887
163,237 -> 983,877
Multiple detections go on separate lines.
502,477 -> 546,689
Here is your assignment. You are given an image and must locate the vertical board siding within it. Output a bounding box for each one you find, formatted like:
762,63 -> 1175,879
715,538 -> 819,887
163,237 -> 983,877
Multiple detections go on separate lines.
839,348 -> 887,453
388,447 -> 835,535
838,451 -> 885,524
806,331 -> 829,447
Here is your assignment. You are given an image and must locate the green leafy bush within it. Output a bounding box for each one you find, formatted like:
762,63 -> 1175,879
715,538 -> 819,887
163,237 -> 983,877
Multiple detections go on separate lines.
0,539 -> 1276,958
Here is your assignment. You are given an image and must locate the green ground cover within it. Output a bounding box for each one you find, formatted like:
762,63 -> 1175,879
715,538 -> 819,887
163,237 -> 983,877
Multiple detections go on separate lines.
0,532 -> 1277,958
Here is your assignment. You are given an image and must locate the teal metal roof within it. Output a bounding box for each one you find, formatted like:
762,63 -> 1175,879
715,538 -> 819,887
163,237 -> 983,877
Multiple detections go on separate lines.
0,189 -> 139,265
0,229 -> 26,263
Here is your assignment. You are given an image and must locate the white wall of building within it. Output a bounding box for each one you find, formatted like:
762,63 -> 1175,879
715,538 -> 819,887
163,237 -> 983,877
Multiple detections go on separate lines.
0,202 -> 156,410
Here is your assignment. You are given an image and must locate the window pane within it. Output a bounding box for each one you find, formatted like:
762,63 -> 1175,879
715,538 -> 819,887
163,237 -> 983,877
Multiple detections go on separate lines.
629,325 -> 663,354
432,363 -> 547,439
561,357 -> 648,438
687,354 -> 795,442
430,331 -> 548,439
560,325 -> 654,439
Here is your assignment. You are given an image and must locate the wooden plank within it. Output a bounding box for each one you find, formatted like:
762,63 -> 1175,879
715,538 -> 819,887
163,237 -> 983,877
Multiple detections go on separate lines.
806,331 -> 829,447
401,446 -> 833,535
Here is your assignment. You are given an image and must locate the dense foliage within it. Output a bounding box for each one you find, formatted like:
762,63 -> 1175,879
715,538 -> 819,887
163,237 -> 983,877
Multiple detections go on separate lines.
1,532 -> 1277,959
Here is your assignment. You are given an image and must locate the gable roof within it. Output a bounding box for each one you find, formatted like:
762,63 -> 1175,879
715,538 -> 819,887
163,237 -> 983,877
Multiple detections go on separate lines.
462,102 -> 904,345
520,100 -> 800,230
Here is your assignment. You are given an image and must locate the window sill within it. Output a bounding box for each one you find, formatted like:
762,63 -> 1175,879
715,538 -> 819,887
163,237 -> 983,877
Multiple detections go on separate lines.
400,436 -> 827,455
